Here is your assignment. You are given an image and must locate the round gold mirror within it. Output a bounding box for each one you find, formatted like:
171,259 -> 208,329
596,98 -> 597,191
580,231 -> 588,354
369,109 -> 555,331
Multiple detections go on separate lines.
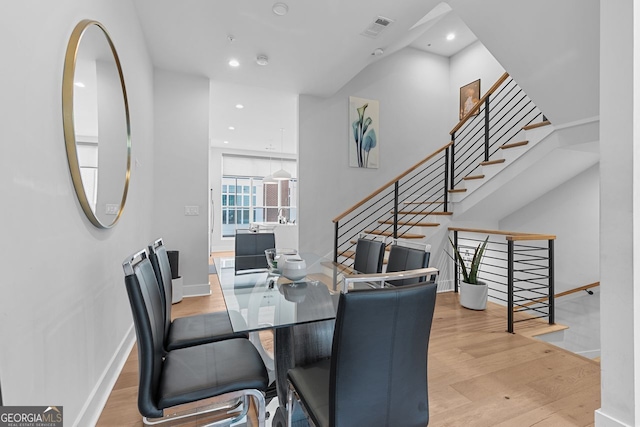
62,20 -> 131,229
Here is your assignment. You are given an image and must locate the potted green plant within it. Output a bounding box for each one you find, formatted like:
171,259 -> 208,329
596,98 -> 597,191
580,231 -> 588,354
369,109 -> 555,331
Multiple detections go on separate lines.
449,236 -> 489,310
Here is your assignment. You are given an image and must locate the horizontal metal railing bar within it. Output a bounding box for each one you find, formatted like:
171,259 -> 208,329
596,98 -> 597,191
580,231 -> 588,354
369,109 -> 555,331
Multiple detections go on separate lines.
514,269 -> 550,277
515,305 -> 549,316
512,282 -> 549,291
514,300 -> 551,310
513,297 -> 550,306
338,191 -> 395,227
513,278 -> 551,287
513,275 -> 550,283
453,124 -> 485,149
513,254 -> 550,261
514,263 -> 549,269
514,289 -> 550,298
338,200 -> 394,238
400,174 -> 445,199
515,304 -> 551,312
514,314 -> 550,323
399,159 -> 445,186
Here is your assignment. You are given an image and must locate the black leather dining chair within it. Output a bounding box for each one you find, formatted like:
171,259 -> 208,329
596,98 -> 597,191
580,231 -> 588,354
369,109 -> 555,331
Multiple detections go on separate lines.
148,238 -> 247,351
385,242 -> 433,287
286,282 -> 437,427
353,236 -> 385,274
123,249 -> 269,425
235,230 -> 276,273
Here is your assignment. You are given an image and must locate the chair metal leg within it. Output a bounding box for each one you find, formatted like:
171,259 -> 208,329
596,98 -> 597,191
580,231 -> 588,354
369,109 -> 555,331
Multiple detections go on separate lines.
142,389 -> 266,427
287,385 -> 293,427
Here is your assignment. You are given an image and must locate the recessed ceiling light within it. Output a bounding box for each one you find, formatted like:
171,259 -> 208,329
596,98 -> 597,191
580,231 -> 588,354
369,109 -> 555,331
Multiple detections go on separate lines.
228,126 -> 235,130
446,33 -> 456,41
272,2 -> 289,16
228,59 -> 240,67
256,55 -> 269,66
223,140 -> 229,144
236,104 -> 244,109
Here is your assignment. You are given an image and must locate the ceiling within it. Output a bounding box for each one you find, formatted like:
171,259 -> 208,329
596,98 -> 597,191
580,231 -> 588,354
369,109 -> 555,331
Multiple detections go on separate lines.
133,0 -> 477,155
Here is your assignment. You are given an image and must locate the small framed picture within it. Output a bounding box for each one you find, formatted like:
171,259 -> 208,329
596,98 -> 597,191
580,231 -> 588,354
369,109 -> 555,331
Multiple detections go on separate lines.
459,79 -> 481,120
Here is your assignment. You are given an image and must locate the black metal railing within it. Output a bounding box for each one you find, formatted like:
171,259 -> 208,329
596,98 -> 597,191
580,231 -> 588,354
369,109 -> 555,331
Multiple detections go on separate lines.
333,143 -> 451,268
450,228 -> 555,333
450,73 -> 544,189
333,73 -> 549,277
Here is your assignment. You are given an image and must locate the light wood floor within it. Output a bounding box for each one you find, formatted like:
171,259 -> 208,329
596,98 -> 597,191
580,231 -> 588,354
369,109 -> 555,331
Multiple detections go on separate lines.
98,255 -> 600,426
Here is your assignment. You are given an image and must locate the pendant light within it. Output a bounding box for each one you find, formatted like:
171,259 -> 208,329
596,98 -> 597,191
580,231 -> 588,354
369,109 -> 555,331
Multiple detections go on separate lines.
264,144 -> 277,184
273,128 -> 291,181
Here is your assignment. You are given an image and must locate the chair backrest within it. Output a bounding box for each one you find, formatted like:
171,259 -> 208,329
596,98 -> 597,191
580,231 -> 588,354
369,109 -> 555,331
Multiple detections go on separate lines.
385,244 -> 431,286
234,231 -> 276,271
330,282 -> 437,427
148,239 -> 173,347
353,237 -> 385,274
123,249 -> 166,418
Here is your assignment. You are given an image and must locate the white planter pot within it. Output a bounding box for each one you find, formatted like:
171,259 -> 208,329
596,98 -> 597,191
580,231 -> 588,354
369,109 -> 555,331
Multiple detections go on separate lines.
459,280 -> 488,310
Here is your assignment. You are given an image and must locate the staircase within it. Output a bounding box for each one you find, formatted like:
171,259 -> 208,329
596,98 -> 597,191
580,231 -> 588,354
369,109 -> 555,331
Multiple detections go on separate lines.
331,72 -> 602,336
333,73 -> 552,268
333,72 -> 598,270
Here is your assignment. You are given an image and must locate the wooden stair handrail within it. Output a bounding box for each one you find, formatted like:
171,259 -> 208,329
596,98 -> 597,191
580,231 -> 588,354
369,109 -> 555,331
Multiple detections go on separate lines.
450,72 -> 510,135
333,141 -> 453,223
448,226 -> 556,241
518,282 -> 600,308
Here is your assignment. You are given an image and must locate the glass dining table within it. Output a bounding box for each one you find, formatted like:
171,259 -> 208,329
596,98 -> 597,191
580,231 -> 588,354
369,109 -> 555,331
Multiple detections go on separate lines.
215,252 -> 343,333
214,252 -> 347,421
214,252 -> 439,424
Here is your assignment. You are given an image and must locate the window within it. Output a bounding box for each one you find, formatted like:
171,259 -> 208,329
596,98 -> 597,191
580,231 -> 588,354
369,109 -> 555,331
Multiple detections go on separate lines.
221,176 -> 297,237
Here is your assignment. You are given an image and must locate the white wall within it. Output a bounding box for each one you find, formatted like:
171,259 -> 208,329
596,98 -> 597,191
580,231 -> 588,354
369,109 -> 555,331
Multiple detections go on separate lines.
450,0 -> 600,127
0,1 -> 154,425
153,69 -> 210,295
299,47 -> 450,255
596,2 -> 639,425
499,165 -> 599,293
449,40 -> 506,127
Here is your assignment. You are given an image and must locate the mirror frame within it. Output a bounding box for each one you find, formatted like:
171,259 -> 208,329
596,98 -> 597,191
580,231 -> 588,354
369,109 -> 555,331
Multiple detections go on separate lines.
62,19 -> 131,229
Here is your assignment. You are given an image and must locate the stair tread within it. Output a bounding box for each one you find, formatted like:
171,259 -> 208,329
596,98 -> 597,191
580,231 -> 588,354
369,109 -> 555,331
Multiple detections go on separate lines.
501,140 -> 529,149
338,251 -> 388,264
480,158 -> 506,166
320,261 -> 355,275
463,174 -> 485,180
364,230 -> 425,239
378,220 -> 439,227
393,210 -> 453,215
522,120 -> 551,131
448,188 -> 467,193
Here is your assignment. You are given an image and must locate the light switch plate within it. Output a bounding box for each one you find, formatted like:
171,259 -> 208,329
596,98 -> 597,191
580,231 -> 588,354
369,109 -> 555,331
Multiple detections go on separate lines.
185,206 -> 199,216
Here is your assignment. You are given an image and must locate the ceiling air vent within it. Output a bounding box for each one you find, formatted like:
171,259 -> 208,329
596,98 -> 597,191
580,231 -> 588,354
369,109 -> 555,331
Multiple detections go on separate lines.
361,16 -> 394,38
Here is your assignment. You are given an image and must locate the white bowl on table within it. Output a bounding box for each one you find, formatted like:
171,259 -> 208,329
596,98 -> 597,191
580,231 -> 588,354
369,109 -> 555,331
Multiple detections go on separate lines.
281,257 -> 307,282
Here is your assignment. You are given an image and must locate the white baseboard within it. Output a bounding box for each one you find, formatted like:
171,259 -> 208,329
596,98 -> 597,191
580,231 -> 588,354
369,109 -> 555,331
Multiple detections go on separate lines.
73,325 -> 136,427
183,283 -> 211,297
595,409 -> 631,427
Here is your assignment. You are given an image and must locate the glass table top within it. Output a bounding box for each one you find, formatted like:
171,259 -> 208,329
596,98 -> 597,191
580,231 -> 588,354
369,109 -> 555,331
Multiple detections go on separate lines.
214,253 -> 346,333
